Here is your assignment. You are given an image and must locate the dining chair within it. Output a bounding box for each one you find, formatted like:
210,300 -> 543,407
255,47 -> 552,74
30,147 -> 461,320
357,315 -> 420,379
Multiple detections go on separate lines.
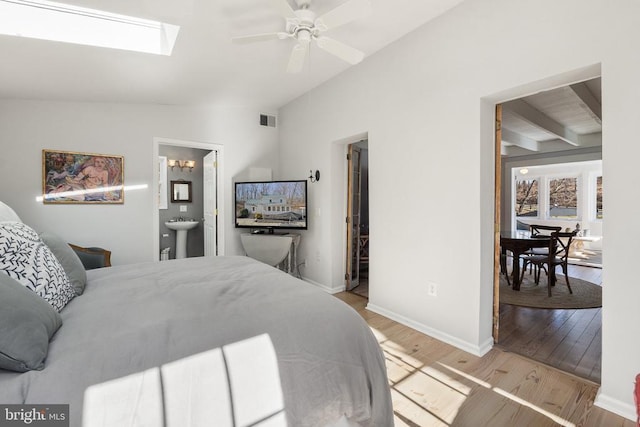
522,224 -> 563,275
520,230 -> 577,297
529,224 -> 562,237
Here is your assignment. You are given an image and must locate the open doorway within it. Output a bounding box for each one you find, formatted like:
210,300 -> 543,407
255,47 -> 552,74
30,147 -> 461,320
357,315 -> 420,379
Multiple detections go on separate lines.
346,140 -> 369,298
493,77 -> 603,383
152,138 -> 224,261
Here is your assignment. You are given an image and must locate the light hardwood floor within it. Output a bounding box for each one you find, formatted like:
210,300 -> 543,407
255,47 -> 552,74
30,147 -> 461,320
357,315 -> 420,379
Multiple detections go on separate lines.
334,291 -> 634,427
498,263 -> 603,384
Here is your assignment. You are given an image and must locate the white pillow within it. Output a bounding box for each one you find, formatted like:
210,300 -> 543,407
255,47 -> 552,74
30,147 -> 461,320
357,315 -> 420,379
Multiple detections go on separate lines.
0,201 -> 21,223
0,222 -> 75,312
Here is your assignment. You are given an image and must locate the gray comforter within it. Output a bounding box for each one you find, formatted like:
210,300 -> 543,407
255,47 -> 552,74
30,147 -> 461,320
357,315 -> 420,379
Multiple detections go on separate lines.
0,256 -> 392,426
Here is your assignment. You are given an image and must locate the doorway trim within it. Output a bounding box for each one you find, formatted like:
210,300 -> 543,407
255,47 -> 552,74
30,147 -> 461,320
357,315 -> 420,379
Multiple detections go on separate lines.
484,64 -> 601,343
346,142 -> 365,292
152,137 -> 225,260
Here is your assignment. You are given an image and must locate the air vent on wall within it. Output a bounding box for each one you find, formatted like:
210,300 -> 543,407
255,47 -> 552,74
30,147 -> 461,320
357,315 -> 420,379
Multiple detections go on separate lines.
260,114 -> 277,128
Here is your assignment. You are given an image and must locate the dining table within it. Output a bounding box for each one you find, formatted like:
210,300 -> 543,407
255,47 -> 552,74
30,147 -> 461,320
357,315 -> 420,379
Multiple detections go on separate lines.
500,230 -> 555,291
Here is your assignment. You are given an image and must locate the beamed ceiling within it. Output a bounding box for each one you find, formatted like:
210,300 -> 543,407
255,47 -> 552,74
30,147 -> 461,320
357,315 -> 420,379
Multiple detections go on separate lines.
501,77 -> 602,158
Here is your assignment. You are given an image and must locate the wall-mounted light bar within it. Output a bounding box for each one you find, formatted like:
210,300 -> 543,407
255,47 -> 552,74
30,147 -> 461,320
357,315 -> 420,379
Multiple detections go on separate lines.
0,0 -> 180,55
168,159 -> 195,172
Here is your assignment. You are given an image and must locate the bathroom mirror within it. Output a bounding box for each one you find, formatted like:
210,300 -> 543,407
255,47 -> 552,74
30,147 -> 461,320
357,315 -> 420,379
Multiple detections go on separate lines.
170,180 -> 192,203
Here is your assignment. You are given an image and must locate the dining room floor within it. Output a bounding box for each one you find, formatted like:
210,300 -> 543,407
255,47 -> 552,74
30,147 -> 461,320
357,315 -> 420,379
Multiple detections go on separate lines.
497,262 -> 603,384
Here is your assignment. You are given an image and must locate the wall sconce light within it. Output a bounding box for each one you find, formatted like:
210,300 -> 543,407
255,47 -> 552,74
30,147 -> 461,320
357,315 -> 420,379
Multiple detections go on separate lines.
168,159 -> 195,172
308,170 -> 320,183
181,160 -> 195,171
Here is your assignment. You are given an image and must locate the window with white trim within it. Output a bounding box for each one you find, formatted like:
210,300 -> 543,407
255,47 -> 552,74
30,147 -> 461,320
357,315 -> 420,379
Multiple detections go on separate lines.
548,177 -> 578,219
596,176 -> 603,219
515,178 -> 539,218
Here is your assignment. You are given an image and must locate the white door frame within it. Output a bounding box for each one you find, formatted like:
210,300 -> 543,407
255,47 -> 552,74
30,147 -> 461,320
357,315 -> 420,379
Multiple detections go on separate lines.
152,137 -> 225,260
203,150 -> 218,257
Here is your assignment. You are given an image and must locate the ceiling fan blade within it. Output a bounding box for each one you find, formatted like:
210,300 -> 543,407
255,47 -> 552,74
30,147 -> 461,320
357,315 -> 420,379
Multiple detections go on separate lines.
315,36 -> 364,65
287,42 -> 309,73
232,32 -> 289,44
314,0 -> 372,31
271,0 -> 297,20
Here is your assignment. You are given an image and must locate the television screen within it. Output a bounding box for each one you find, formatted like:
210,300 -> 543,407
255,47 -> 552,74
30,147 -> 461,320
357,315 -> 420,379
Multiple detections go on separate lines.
235,180 -> 307,231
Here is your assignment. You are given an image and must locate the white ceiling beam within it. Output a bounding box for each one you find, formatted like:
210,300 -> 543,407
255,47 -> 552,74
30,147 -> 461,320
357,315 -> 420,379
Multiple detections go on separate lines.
504,99 -> 581,146
501,127 -> 540,152
569,82 -> 602,124
577,132 -> 602,147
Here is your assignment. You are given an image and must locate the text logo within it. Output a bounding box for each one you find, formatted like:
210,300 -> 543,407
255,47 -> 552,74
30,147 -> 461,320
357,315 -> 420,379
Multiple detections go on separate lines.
0,405 -> 68,427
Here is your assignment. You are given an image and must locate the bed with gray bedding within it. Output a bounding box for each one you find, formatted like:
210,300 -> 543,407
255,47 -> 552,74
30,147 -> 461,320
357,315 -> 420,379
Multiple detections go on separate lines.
0,255 -> 392,426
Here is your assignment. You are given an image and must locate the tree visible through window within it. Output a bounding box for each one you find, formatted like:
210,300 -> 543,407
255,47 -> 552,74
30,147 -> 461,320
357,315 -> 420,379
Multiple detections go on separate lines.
549,177 -> 578,219
596,176 -> 603,219
515,179 -> 538,217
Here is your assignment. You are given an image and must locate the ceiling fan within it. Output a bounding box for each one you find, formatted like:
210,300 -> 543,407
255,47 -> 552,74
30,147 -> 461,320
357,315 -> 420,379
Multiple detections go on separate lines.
232,0 -> 372,73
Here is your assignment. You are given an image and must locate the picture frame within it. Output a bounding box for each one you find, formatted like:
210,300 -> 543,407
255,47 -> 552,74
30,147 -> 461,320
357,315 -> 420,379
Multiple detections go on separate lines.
42,149 -> 124,204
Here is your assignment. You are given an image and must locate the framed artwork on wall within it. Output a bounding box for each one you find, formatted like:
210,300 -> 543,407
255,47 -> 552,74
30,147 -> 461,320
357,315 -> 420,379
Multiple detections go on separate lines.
42,149 -> 124,204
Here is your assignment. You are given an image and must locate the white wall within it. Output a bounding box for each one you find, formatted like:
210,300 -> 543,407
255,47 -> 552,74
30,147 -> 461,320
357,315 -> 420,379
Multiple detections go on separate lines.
0,100 -> 279,263
278,0 -> 640,419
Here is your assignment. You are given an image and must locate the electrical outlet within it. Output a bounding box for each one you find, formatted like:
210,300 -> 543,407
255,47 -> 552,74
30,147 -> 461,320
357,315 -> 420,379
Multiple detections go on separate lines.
180,205 -> 188,212
427,282 -> 438,297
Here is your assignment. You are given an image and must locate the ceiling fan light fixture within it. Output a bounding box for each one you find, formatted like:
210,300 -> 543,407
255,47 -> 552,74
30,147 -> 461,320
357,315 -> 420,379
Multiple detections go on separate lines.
233,0 -> 369,73
297,28 -> 312,44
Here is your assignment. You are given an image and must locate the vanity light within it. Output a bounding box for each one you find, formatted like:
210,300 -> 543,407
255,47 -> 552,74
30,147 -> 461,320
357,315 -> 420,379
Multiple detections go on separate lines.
169,159 -> 195,172
183,160 -> 196,171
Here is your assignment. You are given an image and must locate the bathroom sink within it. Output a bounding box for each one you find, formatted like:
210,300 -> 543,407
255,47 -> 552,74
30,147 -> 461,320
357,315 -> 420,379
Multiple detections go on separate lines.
165,220 -> 199,231
165,221 -> 199,259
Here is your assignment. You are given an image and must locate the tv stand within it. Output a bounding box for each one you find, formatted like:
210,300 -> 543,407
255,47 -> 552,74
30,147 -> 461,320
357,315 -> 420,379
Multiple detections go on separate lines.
240,232 -> 301,275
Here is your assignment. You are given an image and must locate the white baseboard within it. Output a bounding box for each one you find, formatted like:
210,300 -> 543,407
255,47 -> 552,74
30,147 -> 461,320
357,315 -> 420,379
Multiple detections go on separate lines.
594,390 -> 637,422
366,303 -> 493,357
297,281 -> 637,423
302,277 -> 345,294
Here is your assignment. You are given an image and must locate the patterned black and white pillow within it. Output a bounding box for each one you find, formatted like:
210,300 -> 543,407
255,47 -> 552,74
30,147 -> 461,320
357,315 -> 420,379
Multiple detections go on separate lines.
0,222 -> 75,312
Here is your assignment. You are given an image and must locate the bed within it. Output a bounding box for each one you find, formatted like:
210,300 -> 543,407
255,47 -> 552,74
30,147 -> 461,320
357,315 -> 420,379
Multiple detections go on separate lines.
0,204 -> 392,427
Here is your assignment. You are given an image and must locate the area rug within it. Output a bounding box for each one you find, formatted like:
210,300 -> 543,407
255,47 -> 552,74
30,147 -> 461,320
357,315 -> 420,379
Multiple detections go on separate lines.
499,274 -> 601,309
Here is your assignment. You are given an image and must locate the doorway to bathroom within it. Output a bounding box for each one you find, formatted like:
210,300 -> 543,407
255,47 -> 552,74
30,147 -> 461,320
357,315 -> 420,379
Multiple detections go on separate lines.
152,138 -> 224,261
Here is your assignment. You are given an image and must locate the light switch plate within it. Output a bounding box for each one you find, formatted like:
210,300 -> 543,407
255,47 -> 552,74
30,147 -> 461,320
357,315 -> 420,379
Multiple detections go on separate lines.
180,205 -> 187,212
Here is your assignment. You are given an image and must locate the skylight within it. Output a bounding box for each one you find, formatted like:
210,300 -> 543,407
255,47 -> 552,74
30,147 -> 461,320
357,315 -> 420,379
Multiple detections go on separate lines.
0,0 -> 179,55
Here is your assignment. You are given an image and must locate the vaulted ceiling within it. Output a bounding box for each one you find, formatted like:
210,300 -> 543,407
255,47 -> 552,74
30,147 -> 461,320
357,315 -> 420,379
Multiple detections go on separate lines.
0,0 -> 465,109
501,77 -> 602,158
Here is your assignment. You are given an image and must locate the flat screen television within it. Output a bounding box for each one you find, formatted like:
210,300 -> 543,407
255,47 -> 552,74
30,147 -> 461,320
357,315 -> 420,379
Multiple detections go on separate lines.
235,180 -> 307,232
